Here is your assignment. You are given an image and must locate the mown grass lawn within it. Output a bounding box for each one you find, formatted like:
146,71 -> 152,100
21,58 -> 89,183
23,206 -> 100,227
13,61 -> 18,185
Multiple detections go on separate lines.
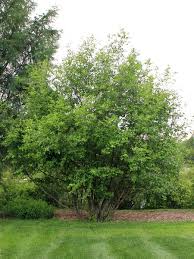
1,219 -> 194,258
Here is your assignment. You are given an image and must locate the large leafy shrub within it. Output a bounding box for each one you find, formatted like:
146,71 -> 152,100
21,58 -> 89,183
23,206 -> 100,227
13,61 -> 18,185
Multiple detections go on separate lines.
6,32 -> 184,221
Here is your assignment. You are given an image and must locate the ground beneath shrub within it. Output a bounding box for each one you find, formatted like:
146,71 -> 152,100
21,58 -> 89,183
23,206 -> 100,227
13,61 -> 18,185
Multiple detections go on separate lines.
54,209 -> 194,221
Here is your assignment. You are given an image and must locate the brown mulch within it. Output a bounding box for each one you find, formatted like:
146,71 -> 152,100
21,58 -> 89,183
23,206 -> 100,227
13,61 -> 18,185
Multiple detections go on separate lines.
113,210 -> 194,221
55,210 -> 87,220
54,209 -> 194,221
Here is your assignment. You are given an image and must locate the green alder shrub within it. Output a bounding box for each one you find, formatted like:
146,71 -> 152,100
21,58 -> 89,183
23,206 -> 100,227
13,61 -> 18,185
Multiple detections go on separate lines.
6,31 -> 184,221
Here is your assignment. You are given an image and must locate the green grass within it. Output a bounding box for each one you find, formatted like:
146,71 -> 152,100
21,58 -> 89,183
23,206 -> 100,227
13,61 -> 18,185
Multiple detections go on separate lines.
1,219 -> 194,258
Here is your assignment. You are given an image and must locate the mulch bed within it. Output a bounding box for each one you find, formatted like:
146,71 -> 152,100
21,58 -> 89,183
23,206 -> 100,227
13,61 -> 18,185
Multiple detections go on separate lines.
55,210 -> 87,220
54,209 -> 194,221
113,210 -> 194,221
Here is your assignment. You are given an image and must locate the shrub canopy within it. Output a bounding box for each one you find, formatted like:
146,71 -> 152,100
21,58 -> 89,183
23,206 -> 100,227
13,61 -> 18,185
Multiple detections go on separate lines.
6,32 -> 184,220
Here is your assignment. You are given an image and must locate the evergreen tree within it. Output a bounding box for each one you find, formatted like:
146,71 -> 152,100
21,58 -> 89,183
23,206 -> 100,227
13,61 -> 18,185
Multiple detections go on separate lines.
0,0 -> 59,106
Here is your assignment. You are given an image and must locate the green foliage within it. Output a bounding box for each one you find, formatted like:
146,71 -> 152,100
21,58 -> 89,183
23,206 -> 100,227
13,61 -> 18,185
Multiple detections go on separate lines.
0,171 -> 36,209
5,32 -> 184,220
0,0 -> 59,105
127,168 -> 193,209
145,178 -> 192,209
177,166 -> 194,208
3,197 -> 54,219
182,135 -> 194,165
168,178 -> 193,208
0,0 -> 59,189
0,102 -> 13,174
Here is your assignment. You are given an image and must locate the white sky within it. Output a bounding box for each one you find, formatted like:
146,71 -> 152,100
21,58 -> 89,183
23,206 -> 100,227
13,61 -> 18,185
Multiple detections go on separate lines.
37,0 -> 194,131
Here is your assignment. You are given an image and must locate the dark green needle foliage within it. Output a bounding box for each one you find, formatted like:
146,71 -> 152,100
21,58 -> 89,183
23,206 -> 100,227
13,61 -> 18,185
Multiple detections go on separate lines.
0,0 -> 59,106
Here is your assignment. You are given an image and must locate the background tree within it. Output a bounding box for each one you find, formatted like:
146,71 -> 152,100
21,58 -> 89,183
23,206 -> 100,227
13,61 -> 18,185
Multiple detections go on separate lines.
0,0 -> 59,106
6,32 -> 184,221
183,134 -> 194,164
0,0 -> 59,178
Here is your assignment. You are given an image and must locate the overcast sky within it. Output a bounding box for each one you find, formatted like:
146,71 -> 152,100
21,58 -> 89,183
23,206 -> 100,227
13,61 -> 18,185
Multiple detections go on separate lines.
37,0 -> 194,131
